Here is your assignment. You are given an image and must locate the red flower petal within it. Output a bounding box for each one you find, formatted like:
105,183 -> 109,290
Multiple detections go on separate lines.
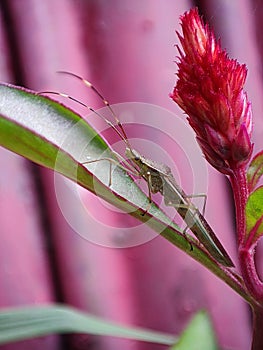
171,8 -> 253,173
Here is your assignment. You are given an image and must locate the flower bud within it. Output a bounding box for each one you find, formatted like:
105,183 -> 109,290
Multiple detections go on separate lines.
171,8 -> 253,173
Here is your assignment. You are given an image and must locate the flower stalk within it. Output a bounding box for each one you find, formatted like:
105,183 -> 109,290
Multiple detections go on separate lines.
230,166 -> 263,301
171,8 -> 263,349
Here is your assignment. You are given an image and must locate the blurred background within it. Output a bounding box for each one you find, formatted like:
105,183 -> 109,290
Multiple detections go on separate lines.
0,0 -> 263,349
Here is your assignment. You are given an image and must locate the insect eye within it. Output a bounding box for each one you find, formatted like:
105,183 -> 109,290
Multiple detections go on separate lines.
134,156 -> 140,161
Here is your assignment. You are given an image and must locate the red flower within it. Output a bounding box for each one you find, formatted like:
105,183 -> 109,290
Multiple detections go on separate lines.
171,8 -> 253,174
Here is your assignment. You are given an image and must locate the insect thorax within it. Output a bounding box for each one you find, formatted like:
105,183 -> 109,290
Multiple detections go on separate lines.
125,148 -> 166,194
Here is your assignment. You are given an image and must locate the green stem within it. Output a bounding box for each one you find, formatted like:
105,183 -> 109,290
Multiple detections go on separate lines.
157,224 -> 255,305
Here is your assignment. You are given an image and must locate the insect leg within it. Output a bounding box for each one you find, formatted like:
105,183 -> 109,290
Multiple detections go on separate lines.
82,155 -> 140,188
183,193 -> 207,215
170,202 -> 195,250
178,193 -> 207,250
141,171 -> 153,216
173,193 -> 208,249
81,157 -> 118,187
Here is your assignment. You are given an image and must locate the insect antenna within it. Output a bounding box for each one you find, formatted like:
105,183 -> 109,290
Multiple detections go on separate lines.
57,71 -> 133,150
40,91 -> 127,144
39,82 -> 140,174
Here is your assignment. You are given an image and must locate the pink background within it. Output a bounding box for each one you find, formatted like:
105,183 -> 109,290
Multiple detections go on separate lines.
1,1 -> 263,349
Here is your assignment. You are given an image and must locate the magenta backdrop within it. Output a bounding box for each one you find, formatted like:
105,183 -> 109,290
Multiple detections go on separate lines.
1,1 -> 263,349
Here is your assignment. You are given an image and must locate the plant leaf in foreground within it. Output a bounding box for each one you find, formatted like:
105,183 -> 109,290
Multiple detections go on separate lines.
0,304 -> 176,345
170,311 -> 217,350
247,150 -> 263,192
245,186 -> 263,244
0,83 -> 251,302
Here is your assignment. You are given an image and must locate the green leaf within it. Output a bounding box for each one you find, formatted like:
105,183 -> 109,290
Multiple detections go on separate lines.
0,304 -> 176,345
247,150 -> 263,192
245,186 -> 263,243
0,83 -> 209,258
0,83 -> 251,303
0,83 -> 176,226
170,311 -> 217,350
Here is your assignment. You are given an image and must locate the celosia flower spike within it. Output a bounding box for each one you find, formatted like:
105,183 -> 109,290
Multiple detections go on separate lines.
171,8 -> 253,174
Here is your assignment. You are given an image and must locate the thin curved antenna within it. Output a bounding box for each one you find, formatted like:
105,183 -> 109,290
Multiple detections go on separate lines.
40,90 -> 129,148
56,71 -> 132,149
